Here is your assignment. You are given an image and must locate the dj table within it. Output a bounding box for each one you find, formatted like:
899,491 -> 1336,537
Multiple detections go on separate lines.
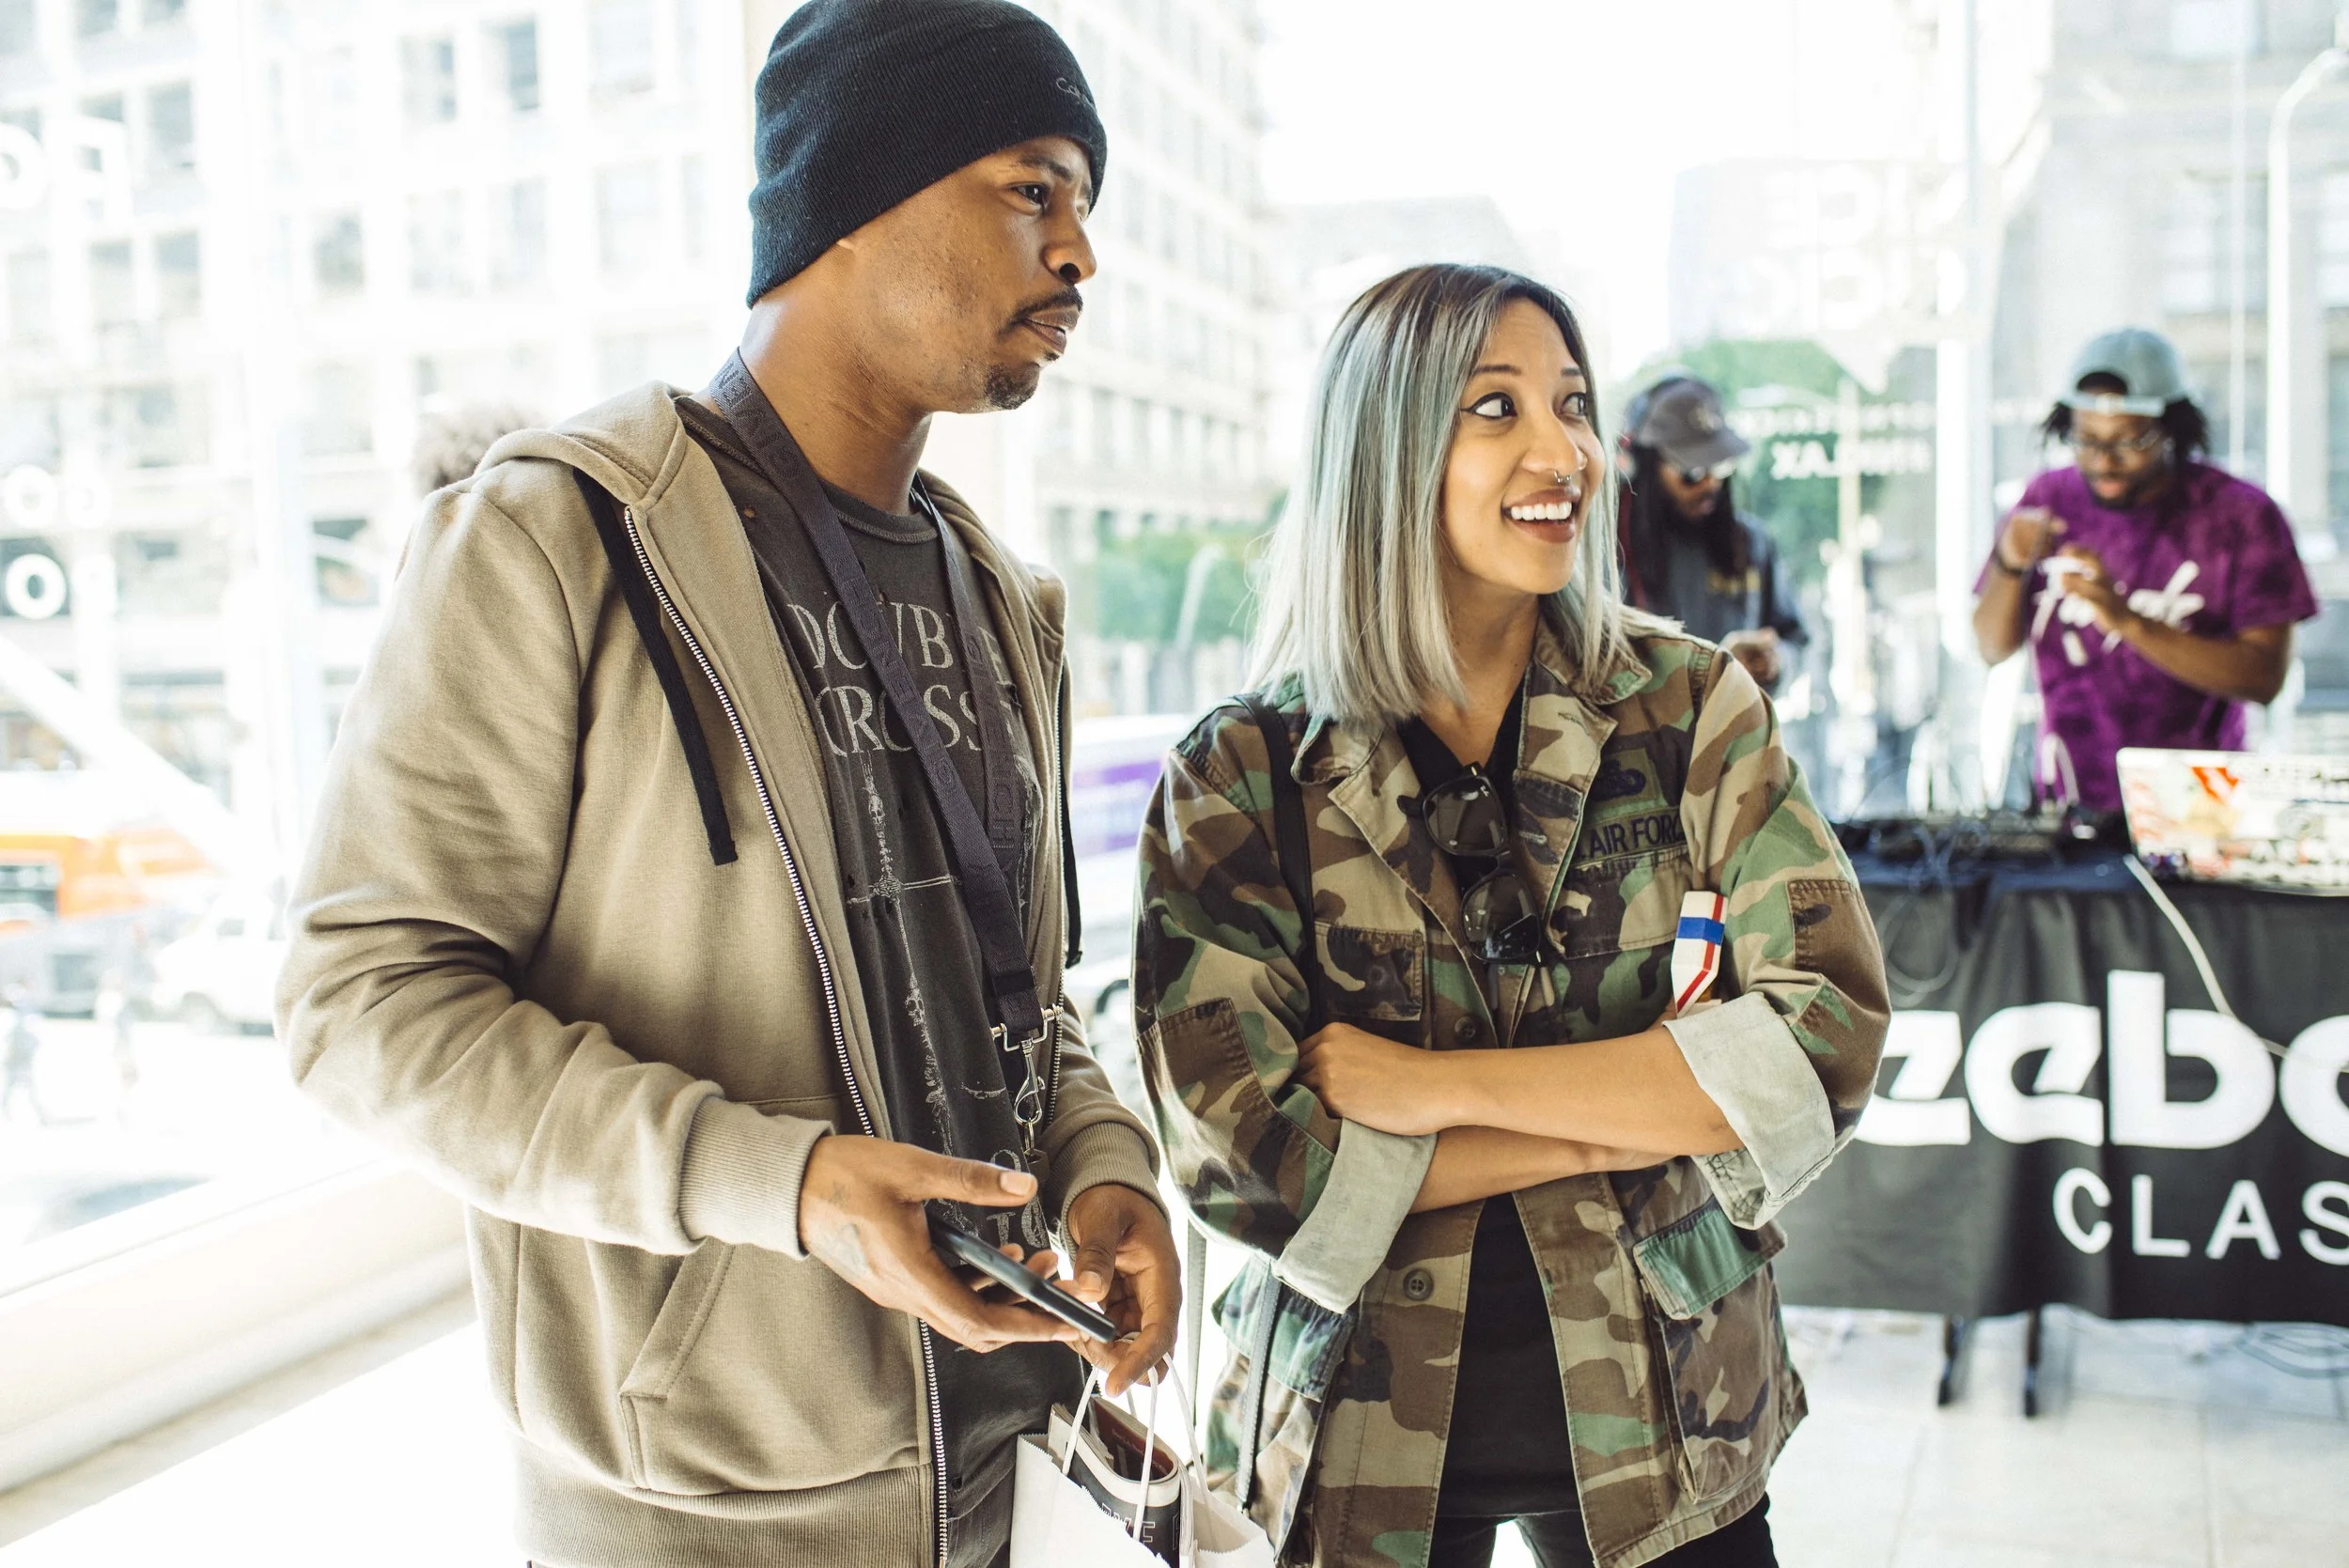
1773,843 -> 2349,1385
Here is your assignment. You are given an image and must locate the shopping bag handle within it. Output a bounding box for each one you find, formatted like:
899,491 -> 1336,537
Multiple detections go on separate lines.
1057,1363 -> 1102,1479
1058,1360 -> 1193,1543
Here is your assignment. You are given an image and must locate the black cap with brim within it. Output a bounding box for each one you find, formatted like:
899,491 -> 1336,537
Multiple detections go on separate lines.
1630,378 -> 1751,471
1656,426 -> 1750,471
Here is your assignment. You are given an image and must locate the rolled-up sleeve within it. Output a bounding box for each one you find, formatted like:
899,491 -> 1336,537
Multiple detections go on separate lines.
1274,1122 -> 1434,1312
1673,654 -> 1890,1226
1664,994 -> 1836,1225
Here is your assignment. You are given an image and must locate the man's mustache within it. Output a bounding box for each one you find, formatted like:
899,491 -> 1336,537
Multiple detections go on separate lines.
1010,286 -> 1084,330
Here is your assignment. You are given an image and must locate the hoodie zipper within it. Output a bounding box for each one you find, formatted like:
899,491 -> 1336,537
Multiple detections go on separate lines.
618,506 -> 953,1568
1041,682 -> 1069,1131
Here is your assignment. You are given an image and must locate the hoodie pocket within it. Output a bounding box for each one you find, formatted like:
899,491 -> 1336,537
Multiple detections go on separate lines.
613,1098 -> 917,1498
614,1234 -> 920,1496
616,1240 -> 736,1481
491,1094 -> 918,1498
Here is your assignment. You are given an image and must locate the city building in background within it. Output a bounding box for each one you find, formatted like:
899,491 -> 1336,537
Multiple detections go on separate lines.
0,0 -> 758,878
0,0 -> 1281,857
1017,0 -> 1278,722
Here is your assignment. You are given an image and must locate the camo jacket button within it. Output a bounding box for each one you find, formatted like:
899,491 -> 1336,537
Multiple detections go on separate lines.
1454,1016 -> 1484,1045
1401,1267 -> 1435,1302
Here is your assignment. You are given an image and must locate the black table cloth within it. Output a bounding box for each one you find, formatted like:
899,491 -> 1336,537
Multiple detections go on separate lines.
1772,846 -> 2349,1327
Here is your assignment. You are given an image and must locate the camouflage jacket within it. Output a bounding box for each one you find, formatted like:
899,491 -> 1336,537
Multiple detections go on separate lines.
1133,622 -> 1888,1568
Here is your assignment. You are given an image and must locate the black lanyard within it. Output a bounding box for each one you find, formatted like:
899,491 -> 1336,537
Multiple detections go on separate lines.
931,497 -> 1031,895
711,355 -> 1050,1147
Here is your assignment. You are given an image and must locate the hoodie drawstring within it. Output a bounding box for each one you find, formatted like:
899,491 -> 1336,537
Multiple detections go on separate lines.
569,470 -> 739,867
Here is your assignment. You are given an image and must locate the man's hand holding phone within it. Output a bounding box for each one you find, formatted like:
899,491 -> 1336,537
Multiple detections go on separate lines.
797,1135 -> 1093,1357
797,1137 -> 1181,1394
1061,1182 -> 1180,1396
929,1210 -> 1118,1343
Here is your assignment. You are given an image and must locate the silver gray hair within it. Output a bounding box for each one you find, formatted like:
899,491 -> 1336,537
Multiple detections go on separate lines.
1251,264 -> 1648,725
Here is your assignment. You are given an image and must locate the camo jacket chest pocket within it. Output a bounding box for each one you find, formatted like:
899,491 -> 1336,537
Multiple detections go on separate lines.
1313,924 -> 1423,1022
1548,741 -> 1698,959
1550,841 -> 1697,959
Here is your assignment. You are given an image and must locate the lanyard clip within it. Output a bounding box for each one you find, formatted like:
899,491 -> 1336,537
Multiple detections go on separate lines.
1013,1074 -> 1048,1140
996,1022 -> 1050,1156
990,1022 -> 1045,1058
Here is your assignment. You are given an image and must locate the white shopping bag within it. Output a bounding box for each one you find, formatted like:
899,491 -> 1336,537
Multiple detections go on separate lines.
1185,1469 -> 1277,1568
1010,1427 -> 1172,1568
1012,1367 -> 1183,1568
1009,1365 -> 1277,1568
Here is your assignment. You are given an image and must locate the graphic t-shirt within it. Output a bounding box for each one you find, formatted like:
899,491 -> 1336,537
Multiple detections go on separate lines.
1983,462 -> 2318,812
678,363 -> 1067,1568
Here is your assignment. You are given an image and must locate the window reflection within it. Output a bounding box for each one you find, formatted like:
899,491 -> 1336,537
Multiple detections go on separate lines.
0,0 -> 2341,1277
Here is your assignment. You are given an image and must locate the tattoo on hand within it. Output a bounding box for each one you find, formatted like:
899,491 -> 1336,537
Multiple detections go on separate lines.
817,1219 -> 869,1280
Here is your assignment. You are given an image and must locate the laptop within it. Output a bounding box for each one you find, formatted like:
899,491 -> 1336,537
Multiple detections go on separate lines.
2116,748 -> 2349,889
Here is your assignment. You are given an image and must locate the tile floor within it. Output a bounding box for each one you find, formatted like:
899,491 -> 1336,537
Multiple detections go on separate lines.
1756,1310 -> 2349,1568
0,1301 -> 2341,1567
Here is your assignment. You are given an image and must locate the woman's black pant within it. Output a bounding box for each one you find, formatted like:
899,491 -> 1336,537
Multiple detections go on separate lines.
1434,1203 -> 1780,1567
1428,1494 -> 1777,1568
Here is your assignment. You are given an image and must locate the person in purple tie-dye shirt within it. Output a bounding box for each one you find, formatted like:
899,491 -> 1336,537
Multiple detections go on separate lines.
1972,327 -> 2319,813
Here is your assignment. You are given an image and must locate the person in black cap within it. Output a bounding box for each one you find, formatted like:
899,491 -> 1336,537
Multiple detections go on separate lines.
1617,375 -> 1808,691
277,4 -> 1175,1566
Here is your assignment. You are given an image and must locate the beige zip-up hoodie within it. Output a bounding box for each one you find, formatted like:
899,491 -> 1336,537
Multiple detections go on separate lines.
277,384 -> 1160,1568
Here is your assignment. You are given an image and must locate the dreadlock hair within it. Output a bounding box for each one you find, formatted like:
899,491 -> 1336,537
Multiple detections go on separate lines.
1616,441 -> 1750,613
411,399 -> 541,494
2039,371 -> 2212,460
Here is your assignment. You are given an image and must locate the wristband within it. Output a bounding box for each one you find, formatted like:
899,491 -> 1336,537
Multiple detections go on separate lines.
1671,892 -> 1728,1016
1991,548 -> 2030,577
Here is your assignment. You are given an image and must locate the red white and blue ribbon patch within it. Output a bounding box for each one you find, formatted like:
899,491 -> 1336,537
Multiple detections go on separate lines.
1671,892 -> 1728,1015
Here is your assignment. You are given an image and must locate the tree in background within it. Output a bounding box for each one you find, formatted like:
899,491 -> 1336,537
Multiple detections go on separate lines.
1091,520 -> 1261,647
1065,495 -> 1279,716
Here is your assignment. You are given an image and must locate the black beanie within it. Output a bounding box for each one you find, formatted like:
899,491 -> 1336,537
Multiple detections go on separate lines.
746,0 -> 1108,305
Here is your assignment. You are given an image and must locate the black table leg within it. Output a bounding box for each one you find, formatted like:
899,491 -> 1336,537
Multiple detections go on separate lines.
1937,1314 -> 1968,1405
2023,1305 -> 2045,1417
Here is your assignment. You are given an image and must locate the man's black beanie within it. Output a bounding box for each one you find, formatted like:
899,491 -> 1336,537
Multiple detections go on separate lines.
746,0 -> 1107,305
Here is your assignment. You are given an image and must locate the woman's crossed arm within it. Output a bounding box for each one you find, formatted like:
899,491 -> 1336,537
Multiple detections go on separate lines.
1299,1018 -> 1741,1214
1295,1021 -> 1737,1213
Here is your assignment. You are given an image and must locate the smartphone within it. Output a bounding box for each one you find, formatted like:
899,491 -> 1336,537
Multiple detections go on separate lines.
927,1211 -> 1120,1343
